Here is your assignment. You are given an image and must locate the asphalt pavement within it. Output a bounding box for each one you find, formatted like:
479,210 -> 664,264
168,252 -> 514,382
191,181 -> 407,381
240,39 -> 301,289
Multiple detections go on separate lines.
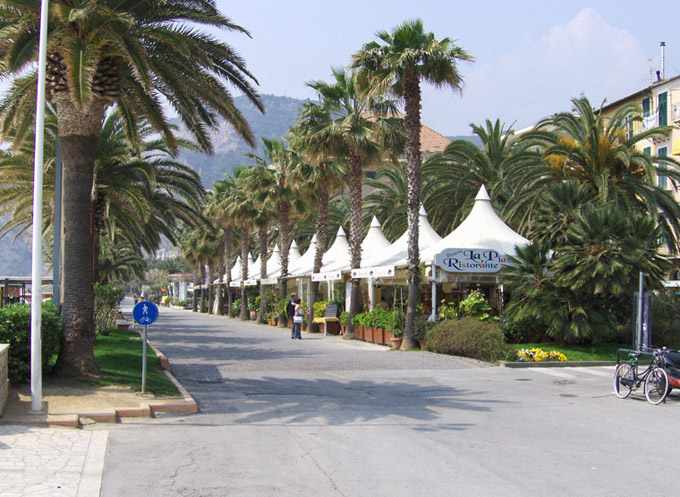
93,301 -> 680,497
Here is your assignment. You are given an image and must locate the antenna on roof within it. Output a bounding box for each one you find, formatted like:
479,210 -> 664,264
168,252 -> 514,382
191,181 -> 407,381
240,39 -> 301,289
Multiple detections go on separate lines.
661,41 -> 666,80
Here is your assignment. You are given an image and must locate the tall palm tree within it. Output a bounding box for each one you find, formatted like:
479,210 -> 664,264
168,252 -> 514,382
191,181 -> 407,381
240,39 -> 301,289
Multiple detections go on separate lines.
0,0 -> 263,376
247,138 -> 308,316
224,168 -> 260,320
289,101 -> 347,331
353,19 -> 472,349
238,165 -> 277,323
307,67 -> 402,338
507,96 -> 680,247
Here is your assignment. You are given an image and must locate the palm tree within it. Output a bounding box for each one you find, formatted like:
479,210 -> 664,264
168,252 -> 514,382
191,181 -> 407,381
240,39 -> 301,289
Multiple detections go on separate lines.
247,138 -> 308,318
224,168 -> 260,320
0,0 -> 263,376
353,19 -> 472,349
238,165 -> 277,323
307,67 -> 402,338
289,101 -> 347,331
423,119 -> 538,234
507,96 -> 680,247
179,225 -> 219,313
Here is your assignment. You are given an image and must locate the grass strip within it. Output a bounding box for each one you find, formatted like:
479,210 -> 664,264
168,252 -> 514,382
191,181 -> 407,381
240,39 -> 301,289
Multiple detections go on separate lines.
506,342 -> 627,362
94,328 -> 179,396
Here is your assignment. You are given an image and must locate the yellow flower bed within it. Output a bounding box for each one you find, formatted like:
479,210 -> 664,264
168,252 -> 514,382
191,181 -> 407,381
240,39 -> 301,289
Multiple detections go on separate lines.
516,347 -> 567,362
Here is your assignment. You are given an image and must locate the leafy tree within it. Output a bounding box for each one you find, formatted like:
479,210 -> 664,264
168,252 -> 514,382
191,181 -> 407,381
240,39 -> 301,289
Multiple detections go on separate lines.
507,96 -> 680,249
424,119 -> 539,234
0,0 -> 262,376
353,18 -> 472,349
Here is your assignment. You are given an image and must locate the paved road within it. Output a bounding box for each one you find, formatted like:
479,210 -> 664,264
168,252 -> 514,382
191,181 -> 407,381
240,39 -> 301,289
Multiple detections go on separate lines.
98,303 -> 680,497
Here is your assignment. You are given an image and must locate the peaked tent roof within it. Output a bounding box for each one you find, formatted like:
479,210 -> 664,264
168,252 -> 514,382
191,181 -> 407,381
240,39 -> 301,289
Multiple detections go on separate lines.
362,205 -> 442,269
320,227 -> 350,272
268,241 -> 302,279
421,185 -> 530,261
288,235 -> 318,277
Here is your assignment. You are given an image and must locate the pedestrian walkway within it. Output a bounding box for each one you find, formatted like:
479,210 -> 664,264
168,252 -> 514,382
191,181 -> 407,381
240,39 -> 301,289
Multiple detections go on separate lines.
0,425 -> 107,497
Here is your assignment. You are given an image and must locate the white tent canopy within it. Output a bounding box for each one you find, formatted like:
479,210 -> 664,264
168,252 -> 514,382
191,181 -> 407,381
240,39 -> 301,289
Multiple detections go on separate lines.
421,185 -> 529,261
322,217 -> 391,273
268,240 -> 302,279
318,226 -> 351,273
360,205 -> 442,270
288,235 -> 318,277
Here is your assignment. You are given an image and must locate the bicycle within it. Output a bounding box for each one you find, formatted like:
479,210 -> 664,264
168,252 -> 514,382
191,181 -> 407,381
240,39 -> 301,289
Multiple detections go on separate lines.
614,348 -> 670,405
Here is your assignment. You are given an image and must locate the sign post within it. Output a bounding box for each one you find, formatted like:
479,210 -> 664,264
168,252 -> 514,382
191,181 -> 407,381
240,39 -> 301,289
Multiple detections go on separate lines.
132,301 -> 159,393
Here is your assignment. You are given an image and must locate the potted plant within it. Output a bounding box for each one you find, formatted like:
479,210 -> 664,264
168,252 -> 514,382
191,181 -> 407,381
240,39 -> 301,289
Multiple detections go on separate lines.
339,311 -> 349,335
390,327 -> 403,349
413,315 -> 435,349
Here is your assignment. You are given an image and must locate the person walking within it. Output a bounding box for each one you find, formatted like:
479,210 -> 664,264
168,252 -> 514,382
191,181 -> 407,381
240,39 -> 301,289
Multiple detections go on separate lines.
292,297 -> 303,340
286,293 -> 297,338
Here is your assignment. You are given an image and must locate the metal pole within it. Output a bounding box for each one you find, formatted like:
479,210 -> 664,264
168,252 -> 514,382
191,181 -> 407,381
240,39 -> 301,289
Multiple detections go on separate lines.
142,325 -> 148,393
52,135 -> 62,308
430,264 -> 437,322
30,0 -> 50,413
636,272 -> 644,351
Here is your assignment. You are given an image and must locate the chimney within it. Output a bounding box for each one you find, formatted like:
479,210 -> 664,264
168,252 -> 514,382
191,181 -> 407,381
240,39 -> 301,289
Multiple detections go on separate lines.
660,41 -> 666,80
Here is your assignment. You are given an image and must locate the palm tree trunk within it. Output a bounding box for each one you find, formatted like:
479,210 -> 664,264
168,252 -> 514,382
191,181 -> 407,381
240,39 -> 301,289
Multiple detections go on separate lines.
199,265 -> 206,313
402,71 -> 422,351
215,237 -> 225,315
308,178 -> 330,332
225,228 -> 234,317
279,200 -> 290,301
192,267 -> 199,312
54,95 -> 106,376
345,149 -> 364,340
257,226 -> 268,324
278,200 -> 290,326
240,225 -> 250,321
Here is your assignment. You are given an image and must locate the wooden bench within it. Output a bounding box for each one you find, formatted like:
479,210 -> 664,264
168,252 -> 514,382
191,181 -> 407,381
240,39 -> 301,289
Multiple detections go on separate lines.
313,304 -> 339,336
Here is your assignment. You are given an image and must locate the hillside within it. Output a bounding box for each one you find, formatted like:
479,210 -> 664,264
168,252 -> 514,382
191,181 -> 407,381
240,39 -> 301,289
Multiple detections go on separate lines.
176,94 -> 309,188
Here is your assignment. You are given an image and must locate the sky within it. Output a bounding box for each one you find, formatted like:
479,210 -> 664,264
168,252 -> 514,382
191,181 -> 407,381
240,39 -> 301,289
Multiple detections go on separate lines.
214,0 -> 680,136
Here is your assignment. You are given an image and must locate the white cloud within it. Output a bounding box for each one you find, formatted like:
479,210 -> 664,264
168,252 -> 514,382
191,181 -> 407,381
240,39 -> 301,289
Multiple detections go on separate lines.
423,7 -> 649,135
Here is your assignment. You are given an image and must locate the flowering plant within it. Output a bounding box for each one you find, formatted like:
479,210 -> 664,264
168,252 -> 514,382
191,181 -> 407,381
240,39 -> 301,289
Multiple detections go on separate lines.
516,347 -> 567,362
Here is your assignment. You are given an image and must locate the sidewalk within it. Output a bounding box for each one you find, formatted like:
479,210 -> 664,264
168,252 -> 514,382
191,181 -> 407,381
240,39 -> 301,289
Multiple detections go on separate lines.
0,424 -> 108,497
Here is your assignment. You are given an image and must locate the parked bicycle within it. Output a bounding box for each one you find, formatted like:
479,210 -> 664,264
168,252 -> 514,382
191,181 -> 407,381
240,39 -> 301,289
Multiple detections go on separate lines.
614,348 -> 679,405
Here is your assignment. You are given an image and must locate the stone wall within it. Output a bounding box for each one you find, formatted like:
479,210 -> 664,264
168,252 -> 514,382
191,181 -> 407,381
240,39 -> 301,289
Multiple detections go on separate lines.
0,344 -> 7,414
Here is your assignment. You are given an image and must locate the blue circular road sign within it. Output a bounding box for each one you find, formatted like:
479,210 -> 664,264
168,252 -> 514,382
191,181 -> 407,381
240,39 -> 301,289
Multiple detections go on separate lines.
133,301 -> 159,326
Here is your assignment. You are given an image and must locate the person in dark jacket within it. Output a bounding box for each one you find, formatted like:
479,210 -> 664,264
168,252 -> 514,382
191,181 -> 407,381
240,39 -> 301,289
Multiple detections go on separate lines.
286,293 -> 297,338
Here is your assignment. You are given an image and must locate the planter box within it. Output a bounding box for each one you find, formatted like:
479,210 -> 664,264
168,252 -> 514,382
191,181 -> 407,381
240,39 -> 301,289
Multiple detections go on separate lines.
364,327 -> 374,343
354,325 -> 363,340
383,330 -> 394,344
325,321 -> 340,335
373,328 -> 384,345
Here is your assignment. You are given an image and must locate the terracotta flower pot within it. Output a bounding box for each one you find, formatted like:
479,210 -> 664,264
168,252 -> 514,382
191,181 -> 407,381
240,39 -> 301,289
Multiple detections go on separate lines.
390,337 -> 403,349
418,339 -> 426,350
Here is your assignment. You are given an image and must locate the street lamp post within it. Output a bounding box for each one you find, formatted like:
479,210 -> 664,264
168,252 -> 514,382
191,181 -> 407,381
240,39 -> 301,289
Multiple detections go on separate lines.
30,0 -> 50,412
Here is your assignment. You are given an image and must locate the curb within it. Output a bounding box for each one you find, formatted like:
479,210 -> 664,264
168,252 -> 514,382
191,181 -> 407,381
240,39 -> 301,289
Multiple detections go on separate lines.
500,360 -> 616,368
0,338 -> 198,429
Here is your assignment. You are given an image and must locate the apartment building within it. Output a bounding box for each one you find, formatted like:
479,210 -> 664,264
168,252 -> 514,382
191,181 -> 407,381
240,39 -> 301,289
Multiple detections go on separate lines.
601,74 -> 680,196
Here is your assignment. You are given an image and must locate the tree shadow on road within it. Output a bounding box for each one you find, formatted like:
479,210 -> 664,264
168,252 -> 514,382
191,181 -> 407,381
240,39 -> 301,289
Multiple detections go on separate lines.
179,373 -> 505,432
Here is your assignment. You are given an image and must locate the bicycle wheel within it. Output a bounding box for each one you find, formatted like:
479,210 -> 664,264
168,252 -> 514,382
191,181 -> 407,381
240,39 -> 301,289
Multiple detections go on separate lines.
644,367 -> 669,405
613,364 -> 635,399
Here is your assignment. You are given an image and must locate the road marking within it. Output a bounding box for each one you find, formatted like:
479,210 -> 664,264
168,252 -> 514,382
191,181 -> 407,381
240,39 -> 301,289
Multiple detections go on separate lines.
566,367 -> 611,378
325,371 -> 351,380
530,369 -> 576,379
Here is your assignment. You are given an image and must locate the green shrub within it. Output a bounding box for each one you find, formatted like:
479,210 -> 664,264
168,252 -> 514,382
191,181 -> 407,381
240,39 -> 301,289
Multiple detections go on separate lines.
0,301 -> 62,384
437,299 -> 458,320
339,311 -> 349,326
425,316 -> 505,362
313,300 -> 328,318
231,298 -> 241,317
413,315 -> 436,341
248,295 -> 260,313
385,309 -> 406,337
94,283 -> 124,336
459,290 -> 493,320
